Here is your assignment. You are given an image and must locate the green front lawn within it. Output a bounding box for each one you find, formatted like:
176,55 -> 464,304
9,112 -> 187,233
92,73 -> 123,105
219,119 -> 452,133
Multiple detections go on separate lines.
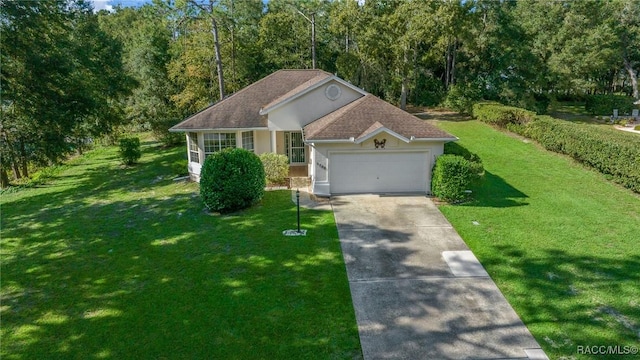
1,140 -> 361,359
435,120 -> 640,359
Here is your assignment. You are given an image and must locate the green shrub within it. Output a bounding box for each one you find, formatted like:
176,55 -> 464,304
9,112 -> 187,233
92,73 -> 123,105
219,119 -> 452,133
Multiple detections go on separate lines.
199,148 -> 266,213
522,116 -> 640,193
431,154 -> 480,202
585,95 -> 635,115
472,102 -> 537,128
635,125 -> 640,131
442,84 -> 483,114
118,137 -> 142,165
259,153 -> 289,185
443,142 -> 484,181
444,142 -> 481,164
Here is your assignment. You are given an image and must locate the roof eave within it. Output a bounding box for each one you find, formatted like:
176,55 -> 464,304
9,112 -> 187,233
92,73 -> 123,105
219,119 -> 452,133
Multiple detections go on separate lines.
304,138 -> 356,144
169,127 -> 269,133
305,136 -> 458,143
410,137 -> 459,142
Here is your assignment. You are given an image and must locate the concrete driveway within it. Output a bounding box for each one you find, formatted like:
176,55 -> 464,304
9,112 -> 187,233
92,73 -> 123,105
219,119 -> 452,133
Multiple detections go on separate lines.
331,195 -> 547,360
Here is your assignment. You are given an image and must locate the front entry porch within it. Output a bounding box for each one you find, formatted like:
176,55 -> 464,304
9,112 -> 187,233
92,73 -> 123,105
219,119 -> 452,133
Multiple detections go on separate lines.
289,165 -> 308,177
289,165 -> 309,189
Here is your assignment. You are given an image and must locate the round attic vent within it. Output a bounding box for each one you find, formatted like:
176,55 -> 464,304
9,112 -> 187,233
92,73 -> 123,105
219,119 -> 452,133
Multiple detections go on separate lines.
325,84 -> 342,101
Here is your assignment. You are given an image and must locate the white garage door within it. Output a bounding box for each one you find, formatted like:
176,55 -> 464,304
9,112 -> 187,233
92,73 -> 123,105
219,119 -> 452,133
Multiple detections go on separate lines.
330,151 -> 429,194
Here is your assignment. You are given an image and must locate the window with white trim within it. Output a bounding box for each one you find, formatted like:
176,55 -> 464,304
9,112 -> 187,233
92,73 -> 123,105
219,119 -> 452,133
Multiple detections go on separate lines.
188,132 -> 199,163
242,131 -> 254,152
204,133 -> 236,157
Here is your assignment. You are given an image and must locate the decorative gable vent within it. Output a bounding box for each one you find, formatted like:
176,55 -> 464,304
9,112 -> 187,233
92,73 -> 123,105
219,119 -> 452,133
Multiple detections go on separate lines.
325,84 -> 342,101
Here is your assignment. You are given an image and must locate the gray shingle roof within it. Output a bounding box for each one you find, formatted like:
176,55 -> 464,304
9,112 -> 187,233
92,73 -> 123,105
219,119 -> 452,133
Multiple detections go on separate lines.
304,94 -> 456,141
170,69 -> 332,131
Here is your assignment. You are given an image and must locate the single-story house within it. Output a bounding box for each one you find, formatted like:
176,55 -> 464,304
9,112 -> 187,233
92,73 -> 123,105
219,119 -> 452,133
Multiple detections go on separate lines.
169,69 -> 457,196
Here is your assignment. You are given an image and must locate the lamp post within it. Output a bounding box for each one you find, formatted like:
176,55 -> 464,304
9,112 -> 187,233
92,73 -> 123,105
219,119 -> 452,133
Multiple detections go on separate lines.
295,9 -> 316,69
296,189 -> 301,233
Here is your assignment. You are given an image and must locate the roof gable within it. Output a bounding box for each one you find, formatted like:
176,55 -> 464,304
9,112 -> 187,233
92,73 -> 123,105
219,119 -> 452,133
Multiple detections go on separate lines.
170,69 -> 332,131
259,76 -> 367,115
304,95 -> 456,142
353,122 -> 411,144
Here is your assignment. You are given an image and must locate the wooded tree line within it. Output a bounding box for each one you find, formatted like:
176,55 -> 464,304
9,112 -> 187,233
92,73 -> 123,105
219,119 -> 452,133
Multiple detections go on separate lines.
1,0 -> 639,186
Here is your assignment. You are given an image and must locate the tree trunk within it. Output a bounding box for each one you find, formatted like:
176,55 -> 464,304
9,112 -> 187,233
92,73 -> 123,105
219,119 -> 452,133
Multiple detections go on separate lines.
451,39 -> 457,85
345,32 -> 349,53
400,48 -> 408,110
400,77 -> 407,110
189,0 -> 225,101
311,13 -> 316,69
12,161 -> 21,179
445,39 -> 451,90
623,56 -> 638,99
19,140 -> 28,178
230,0 -> 236,90
211,17 -> 225,100
0,167 -> 9,188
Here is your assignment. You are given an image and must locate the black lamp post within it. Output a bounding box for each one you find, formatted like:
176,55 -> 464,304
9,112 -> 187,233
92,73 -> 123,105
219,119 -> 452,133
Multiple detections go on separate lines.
296,189 -> 301,232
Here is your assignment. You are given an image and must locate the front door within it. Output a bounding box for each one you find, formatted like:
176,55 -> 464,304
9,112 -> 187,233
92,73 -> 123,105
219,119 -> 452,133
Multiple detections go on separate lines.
284,132 -> 305,164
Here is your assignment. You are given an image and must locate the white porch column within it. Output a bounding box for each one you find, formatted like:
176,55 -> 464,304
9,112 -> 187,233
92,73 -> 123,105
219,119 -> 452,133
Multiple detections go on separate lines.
236,131 -> 243,149
270,130 -> 277,153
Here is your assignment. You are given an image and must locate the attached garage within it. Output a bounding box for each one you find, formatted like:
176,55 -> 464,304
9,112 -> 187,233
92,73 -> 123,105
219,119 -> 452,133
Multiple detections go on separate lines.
329,151 -> 430,194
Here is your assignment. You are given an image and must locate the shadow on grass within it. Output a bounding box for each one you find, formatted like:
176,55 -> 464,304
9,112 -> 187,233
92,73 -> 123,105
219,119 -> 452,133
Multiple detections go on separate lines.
414,112 -> 473,122
482,245 -> 640,357
1,143 -> 362,359
463,171 -> 529,208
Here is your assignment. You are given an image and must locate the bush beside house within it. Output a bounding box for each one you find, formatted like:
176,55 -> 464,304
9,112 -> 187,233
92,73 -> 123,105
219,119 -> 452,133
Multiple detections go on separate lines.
259,153 -> 289,186
200,148 -> 266,213
431,154 -> 482,202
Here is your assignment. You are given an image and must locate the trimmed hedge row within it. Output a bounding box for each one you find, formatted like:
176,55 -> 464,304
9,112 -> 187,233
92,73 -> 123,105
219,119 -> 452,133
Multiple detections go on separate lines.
585,95 -> 636,116
472,102 -> 640,193
523,117 -> 640,192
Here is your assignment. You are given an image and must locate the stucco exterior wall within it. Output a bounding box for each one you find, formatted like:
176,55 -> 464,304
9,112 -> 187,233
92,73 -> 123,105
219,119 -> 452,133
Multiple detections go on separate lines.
267,80 -> 364,131
255,130 -> 271,154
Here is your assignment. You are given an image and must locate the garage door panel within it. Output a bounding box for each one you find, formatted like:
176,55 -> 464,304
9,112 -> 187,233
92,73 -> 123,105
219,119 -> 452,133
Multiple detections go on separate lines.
330,152 -> 429,194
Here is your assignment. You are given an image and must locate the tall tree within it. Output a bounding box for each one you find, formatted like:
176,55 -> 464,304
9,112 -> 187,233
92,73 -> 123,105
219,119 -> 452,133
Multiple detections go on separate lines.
0,0 -> 131,184
180,0 -> 226,101
99,4 -> 182,145
609,0 -> 640,99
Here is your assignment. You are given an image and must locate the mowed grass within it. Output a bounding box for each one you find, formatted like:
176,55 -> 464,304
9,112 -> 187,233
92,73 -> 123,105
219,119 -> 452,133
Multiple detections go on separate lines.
434,120 -> 640,359
0,139 -> 361,359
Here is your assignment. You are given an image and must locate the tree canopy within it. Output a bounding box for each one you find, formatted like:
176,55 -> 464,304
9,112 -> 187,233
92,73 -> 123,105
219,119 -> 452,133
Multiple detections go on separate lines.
2,0 -> 638,186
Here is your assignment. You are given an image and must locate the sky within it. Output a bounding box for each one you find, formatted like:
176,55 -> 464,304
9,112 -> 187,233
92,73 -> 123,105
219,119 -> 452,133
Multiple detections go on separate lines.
91,0 -> 271,12
90,0 -> 151,12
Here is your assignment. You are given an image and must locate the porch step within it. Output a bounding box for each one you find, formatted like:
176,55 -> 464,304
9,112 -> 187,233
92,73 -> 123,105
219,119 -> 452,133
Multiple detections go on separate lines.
290,177 -> 310,189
